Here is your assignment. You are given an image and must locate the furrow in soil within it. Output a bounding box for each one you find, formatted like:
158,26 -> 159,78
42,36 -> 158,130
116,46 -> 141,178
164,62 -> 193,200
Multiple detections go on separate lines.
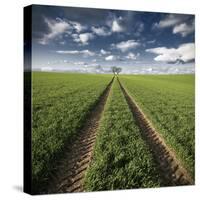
118,78 -> 194,186
47,78 -> 114,193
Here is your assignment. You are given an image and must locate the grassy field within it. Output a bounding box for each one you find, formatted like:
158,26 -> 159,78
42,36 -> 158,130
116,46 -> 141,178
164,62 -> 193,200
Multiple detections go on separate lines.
120,74 -> 195,177
32,72 -> 112,190
31,72 -> 195,192
84,79 -> 162,191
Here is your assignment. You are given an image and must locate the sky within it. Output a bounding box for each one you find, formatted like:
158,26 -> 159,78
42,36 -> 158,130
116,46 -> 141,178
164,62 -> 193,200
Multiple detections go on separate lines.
30,5 -> 195,74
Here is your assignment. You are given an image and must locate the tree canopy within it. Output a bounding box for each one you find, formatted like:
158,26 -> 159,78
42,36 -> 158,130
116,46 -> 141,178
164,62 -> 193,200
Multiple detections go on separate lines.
111,66 -> 122,75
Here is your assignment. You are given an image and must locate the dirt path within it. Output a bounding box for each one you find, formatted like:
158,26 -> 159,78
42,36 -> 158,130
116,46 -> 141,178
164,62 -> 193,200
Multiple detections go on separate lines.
118,78 -> 194,186
47,78 -> 114,193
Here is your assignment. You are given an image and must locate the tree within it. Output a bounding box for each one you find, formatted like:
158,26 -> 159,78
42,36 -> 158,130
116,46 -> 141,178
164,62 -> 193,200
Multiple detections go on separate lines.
111,66 -> 122,75
111,66 -> 117,75
116,67 -> 122,75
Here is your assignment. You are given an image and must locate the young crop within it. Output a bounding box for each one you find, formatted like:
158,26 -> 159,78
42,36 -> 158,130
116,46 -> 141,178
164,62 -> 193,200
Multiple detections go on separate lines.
84,79 -> 161,191
119,75 -> 195,177
32,72 -> 112,192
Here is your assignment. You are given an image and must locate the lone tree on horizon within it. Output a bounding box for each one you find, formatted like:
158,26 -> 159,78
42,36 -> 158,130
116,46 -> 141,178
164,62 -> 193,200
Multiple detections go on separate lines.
111,66 -> 122,76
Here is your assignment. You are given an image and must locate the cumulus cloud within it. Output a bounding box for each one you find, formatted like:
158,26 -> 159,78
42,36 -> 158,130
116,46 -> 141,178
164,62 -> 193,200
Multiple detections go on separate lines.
105,55 -> 117,61
38,17 -> 90,45
38,18 -> 71,45
173,22 -> 195,37
146,43 -> 195,63
79,33 -> 94,44
112,19 -> 124,32
100,49 -> 110,55
70,21 -> 87,33
153,14 -> 184,29
71,34 -> 80,42
112,40 -> 140,52
56,49 -> 95,56
153,14 -> 194,37
125,52 -> 139,60
106,15 -> 124,33
91,26 -> 111,36
72,32 -> 95,45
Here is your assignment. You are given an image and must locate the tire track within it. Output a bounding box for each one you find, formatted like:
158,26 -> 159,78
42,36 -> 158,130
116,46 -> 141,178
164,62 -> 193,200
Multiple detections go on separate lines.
118,78 -> 194,186
47,77 -> 114,193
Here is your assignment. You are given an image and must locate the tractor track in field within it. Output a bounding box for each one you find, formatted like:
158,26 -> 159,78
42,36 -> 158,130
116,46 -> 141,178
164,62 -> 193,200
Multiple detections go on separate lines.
118,78 -> 194,186
47,77 -> 114,194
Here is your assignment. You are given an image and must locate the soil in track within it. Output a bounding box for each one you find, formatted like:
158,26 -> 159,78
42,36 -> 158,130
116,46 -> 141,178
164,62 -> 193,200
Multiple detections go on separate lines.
118,78 -> 194,186
47,78 -> 114,194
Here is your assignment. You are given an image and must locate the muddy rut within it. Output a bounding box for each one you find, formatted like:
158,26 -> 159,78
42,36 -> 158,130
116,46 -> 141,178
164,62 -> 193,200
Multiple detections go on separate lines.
47,78 -> 114,193
118,78 -> 194,186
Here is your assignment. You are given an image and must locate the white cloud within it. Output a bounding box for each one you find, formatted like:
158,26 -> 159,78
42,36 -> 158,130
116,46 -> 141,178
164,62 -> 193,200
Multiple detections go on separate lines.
56,49 -> 95,56
72,32 -> 95,45
173,22 -> 195,37
112,40 -> 140,52
79,33 -> 94,44
134,23 -> 145,36
71,34 -> 79,42
74,61 -> 87,65
147,39 -> 156,44
56,50 -> 79,54
40,67 -> 53,71
89,63 -> 101,67
146,43 -> 195,63
38,18 -> 89,45
91,26 -> 111,36
112,19 -> 124,32
38,18 -> 71,45
105,55 -> 117,61
70,21 -> 87,33
100,49 -> 110,55
106,15 -> 124,33
154,14 -> 183,29
80,49 -> 95,56
125,52 -> 139,60
152,14 -> 194,37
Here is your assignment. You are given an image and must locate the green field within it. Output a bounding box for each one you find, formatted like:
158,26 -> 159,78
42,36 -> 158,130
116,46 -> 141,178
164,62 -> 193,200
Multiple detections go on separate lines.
31,72 -> 195,191
120,75 -> 195,177
84,79 -> 162,190
32,72 -> 112,190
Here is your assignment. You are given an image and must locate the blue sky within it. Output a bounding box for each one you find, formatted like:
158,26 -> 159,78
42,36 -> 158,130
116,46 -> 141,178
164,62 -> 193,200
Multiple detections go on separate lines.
31,5 -> 195,74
